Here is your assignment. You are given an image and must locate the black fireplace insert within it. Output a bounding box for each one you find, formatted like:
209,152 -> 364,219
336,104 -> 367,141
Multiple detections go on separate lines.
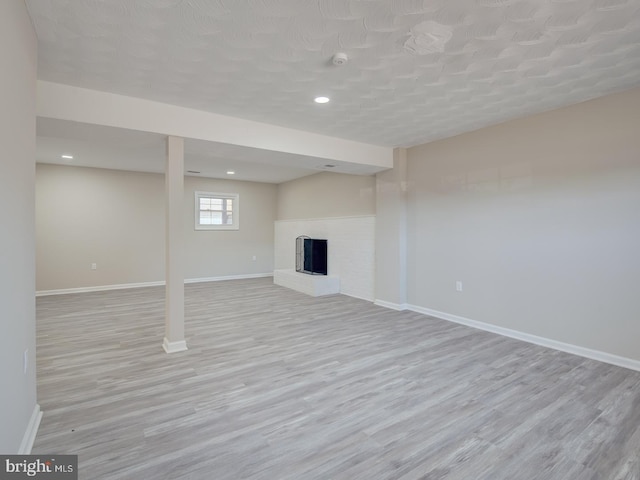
295,236 -> 328,275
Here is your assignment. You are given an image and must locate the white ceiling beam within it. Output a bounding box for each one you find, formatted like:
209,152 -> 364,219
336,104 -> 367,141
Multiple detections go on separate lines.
37,81 -> 393,169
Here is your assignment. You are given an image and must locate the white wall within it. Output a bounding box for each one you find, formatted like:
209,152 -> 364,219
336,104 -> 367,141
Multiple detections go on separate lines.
0,0 -> 39,453
36,164 -> 277,291
405,87 -> 640,363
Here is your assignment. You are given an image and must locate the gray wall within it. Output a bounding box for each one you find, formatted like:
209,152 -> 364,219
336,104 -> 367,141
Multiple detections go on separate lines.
36,165 -> 165,290
277,172 -> 375,220
0,0 -> 38,452
405,87 -> 640,362
375,148 -> 407,307
184,175 -> 276,279
36,164 -> 277,291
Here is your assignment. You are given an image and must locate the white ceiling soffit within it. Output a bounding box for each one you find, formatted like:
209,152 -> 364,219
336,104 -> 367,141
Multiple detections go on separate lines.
26,0 -> 640,148
36,118 -> 383,183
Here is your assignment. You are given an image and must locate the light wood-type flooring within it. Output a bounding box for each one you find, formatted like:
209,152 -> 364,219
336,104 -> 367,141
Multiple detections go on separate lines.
34,278 -> 640,479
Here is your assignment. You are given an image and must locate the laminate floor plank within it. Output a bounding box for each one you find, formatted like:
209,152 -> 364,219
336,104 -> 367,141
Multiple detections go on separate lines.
33,278 -> 640,479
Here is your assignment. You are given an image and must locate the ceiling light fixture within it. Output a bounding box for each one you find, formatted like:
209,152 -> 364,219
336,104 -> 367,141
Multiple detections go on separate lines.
314,96 -> 330,104
61,154 -> 73,159
226,170 -> 235,175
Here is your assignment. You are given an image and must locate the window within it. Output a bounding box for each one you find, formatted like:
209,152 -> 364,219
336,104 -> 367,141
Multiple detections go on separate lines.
195,192 -> 239,230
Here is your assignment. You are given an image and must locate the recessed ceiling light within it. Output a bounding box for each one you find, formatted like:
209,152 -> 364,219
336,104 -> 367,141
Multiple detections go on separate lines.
226,171 -> 235,175
61,154 -> 73,159
314,96 -> 330,104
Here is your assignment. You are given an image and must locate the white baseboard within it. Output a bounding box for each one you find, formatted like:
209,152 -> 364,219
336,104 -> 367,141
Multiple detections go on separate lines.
184,273 -> 272,284
374,299 -> 408,311
275,214 -> 376,223
407,304 -> 640,372
162,338 -> 188,354
36,273 -> 273,297
19,404 -> 42,454
343,291 -> 374,302
36,281 -> 165,296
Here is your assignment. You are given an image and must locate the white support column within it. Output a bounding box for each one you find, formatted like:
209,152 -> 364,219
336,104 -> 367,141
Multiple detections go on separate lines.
374,147 -> 408,310
163,135 -> 187,353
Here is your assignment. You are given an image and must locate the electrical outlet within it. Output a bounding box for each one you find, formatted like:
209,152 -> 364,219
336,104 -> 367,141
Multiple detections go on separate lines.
91,263 -> 97,270
456,281 -> 463,292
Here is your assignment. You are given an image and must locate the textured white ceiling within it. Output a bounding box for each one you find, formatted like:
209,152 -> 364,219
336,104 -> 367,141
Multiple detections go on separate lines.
26,0 -> 640,148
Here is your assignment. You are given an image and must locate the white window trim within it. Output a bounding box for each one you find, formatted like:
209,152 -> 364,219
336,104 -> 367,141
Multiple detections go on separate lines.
194,191 -> 239,231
